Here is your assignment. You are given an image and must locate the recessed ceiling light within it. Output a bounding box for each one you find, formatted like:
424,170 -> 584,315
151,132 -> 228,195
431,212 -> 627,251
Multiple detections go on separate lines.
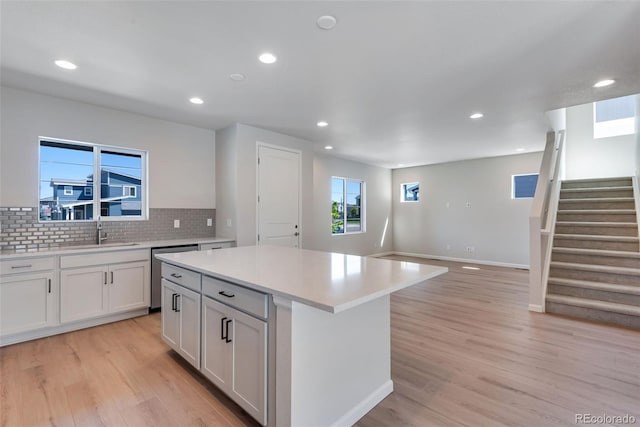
230,73 -> 245,81
55,60 -> 77,70
324,145 -> 333,150
317,15 -> 337,30
516,148 -> 525,152
259,53 -> 277,64
317,121 -> 329,127
593,79 -> 615,88
189,97 -> 204,105
470,113 -> 484,119
397,163 -> 405,167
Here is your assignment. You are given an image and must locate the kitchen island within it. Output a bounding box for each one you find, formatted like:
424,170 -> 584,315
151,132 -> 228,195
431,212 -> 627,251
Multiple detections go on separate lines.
156,246 -> 447,427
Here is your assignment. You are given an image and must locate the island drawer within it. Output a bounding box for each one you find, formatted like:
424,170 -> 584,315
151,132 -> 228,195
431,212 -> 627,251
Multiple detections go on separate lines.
162,263 -> 201,292
202,276 -> 267,319
1,256 -> 56,275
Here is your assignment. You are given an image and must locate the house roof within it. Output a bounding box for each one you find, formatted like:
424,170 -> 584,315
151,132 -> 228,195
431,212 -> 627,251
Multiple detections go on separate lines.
50,179 -> 90,187
2,2 -> 639,168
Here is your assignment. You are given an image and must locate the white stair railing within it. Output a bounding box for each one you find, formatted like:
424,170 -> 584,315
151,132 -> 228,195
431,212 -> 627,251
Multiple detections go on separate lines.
529,130 -> 565,312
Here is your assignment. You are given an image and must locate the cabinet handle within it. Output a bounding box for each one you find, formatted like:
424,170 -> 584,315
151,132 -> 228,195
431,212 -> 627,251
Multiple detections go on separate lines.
48,279 -> 51,293
104,272 -> 108,285
11,264 -> 32,269
172,293 -> 177,311
175,294 -> 180,312
221,317 -> 228,340
170,273 -> 182,279
218,291 -> 235,298
225,319 -> 232,343
110,271 -> 114,284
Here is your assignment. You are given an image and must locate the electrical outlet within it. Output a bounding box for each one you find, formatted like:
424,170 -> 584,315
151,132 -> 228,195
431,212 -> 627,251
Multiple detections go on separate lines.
465,202 -> 471,208
207,218 -> 212,227
226,218 -> 232,227
174,219 -> 180,228
466,246 -> 475,253
446,244 -> 451,251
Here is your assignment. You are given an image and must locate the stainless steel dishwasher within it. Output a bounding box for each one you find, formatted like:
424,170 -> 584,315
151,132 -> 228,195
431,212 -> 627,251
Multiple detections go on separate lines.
150,245 -> 198,311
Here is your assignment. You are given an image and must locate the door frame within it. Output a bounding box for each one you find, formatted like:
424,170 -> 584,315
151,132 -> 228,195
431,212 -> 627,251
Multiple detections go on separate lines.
255,142 -> 303,247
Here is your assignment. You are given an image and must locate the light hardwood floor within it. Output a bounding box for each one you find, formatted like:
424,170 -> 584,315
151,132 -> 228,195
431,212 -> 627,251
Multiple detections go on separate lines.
1,257 -> 639,427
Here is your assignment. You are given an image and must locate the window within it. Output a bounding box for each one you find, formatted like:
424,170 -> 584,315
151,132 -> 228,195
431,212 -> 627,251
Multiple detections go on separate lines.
331,177 -> 365,234
401,182 -> 419,202
512,174 -> 539,199
39,138 -> 147,221
593,95 -> 636,139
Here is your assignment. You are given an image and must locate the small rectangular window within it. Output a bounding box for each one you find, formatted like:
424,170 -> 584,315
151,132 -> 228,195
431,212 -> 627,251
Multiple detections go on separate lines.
401,182 -> 419,202
593,95 -> 636,139
512,174 -> 539,199
39,138 -> 147,221
331,177 -> 365,235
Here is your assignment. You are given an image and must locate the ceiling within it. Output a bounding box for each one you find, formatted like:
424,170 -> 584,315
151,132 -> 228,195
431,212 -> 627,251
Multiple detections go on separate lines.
2,1 -> 639,169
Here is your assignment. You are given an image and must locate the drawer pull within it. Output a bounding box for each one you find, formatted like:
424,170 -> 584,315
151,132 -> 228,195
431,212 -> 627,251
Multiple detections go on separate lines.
104,272 -> 108,285
172,293 -> 178,311
225,319 -> 232,343
48,279 -> 51,293
170,273 -> 183,279
175,294 -> 181,312
218,291 -> 235,298
11,264 -> 33,269
221,317 -> 228,340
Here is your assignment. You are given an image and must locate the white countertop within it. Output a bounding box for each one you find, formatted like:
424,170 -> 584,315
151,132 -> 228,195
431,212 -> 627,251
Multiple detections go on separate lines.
0,237 -> 235,259
156,246 -> 448,313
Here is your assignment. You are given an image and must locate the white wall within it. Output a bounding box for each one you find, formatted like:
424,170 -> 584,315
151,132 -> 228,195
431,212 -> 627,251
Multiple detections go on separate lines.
565,101 -> 636,180
0,86 -> 216,208
309,153 -> 393,255
392,152 -> 543,267
215,125 -> 238,238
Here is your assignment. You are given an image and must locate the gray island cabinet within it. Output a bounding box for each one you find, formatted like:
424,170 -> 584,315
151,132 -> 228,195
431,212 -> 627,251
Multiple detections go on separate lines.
156,245 -> 447,427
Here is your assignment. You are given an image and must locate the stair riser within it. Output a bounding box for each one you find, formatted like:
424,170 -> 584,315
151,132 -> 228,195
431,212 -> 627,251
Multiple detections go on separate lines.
558,200 -> 636,210
554,225 -> 638,236
547,285 -> 640,305
556,212 -> 636,222
560,189 -> 634,199
552,252 -> 640,268
553,238 -> 640,252
546,302 -> 640,329
549,267 -> 640,286
561,179 -> 633,189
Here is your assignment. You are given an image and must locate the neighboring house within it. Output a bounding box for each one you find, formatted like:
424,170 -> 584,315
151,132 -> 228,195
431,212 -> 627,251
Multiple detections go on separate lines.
40,170 -> 141,220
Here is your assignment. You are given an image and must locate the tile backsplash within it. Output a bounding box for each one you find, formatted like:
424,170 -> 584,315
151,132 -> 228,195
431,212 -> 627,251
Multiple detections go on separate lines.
0,207 -> 216,252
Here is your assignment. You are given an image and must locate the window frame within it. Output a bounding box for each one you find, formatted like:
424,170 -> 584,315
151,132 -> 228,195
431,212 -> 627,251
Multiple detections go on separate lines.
511,173 -> 539,200
593,95 -> 636,140
38,136 -> 149,222
400,182 -> 420,203
122,185 -> 137,197
63,186 -> 73,196
331,176 -> 366,236
84,186 -> 93,197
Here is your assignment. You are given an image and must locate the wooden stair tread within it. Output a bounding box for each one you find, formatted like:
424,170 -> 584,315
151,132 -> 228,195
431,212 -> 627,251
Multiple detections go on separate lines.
561,177 -> 632,183
560,186 -> 633,192
557,209 -> 636,214
555,221 -> 637,227
554,234 -> 639,242
559,197 -> 635,203
550,261 -> 640,276
552,247 -> 640,258
547,277 -> 640,295
546,294 -> 640,316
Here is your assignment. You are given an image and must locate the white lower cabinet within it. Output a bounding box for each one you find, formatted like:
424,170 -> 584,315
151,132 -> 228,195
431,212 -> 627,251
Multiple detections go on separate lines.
161,279 -> 201,369
202,296 -> 267,426
0,271 -> 58,337
61,261 -> 148,323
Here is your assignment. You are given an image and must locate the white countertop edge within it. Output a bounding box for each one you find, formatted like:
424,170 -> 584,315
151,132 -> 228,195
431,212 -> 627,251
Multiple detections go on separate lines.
0,237 -> 235,259
156,254 -> 448,313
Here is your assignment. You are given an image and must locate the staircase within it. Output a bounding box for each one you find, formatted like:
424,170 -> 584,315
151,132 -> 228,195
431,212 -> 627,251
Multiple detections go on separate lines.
546,177 -> 640,329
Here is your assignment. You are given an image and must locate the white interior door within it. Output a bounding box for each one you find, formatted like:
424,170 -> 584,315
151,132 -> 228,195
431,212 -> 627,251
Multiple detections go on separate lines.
257,145 -> 300,247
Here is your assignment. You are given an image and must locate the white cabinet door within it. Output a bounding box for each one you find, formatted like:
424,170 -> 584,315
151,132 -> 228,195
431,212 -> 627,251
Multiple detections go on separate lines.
161,279 -> 179,348
201,296 -> 231,389
229,308 -> 267,425
0,272 -> 57,335
61,266 -> 107,323
109,261 -> 148,313
177,285 -> 201,369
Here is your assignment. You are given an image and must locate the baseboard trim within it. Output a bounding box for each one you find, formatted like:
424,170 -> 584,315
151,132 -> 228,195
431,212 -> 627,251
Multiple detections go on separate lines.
390,251 -> 530,270
528,304 -> 544,313
368,251 -> 395,258
0,308 -> 149,347
330,380 -> 394,427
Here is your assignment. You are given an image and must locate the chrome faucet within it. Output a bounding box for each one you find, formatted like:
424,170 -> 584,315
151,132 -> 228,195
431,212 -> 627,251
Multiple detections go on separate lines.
97,218 -> 108,245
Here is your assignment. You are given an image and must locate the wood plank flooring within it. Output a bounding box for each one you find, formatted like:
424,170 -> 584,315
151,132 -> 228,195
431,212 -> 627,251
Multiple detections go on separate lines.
2,257 -> 639,426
